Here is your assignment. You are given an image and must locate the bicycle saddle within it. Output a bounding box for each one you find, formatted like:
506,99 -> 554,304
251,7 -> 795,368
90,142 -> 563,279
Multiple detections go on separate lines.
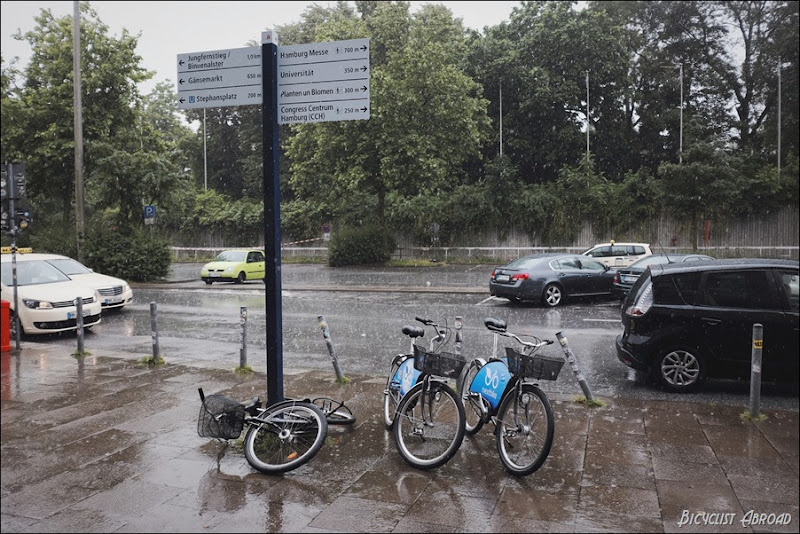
244,397 -> 262,416
484,317 -> 507,332
402,325 -> 425,338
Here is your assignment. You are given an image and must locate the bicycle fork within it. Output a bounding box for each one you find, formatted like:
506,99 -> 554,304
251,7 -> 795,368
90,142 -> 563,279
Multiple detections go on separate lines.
500,383 -> 533,446
412,377 -> 438,437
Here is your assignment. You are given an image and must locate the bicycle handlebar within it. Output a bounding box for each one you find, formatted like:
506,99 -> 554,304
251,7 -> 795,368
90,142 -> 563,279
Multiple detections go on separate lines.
498,330 -> 554,350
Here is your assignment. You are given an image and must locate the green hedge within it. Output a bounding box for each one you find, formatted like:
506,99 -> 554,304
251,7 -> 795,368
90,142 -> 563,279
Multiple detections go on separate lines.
82,226 -> 171,282
327,225 -> 395,267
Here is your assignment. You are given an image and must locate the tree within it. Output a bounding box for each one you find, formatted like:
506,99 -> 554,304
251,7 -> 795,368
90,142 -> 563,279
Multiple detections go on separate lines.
285,1 -> 490,243
7,2 -> 152,227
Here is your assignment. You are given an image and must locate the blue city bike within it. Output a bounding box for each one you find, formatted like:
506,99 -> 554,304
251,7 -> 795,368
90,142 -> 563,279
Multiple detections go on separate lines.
383,317 -> 467,470
457,317 -> 563,476
383,316 -> 448,430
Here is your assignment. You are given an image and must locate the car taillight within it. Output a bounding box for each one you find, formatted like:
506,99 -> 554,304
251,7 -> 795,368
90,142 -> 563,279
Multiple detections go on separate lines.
512,273 -> 529,281
625,281 -> 653,317
490,269 -> 496,279
613,272 -> 619,283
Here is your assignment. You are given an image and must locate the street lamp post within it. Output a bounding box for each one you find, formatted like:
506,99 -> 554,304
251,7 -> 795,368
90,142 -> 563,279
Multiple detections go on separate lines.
679,63 -> 683,164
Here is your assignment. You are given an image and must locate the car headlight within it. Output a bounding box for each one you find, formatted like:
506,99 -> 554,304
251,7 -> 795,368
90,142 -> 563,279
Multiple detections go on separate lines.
122,283 -> 130,292
22,298 -> 53,309
225,266 -> 234,273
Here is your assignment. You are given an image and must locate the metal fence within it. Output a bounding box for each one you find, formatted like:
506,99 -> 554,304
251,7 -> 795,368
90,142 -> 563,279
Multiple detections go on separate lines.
170,207 -> 799,262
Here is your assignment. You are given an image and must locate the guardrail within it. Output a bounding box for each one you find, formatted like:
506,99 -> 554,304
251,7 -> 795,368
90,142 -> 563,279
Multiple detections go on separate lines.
172,245 -> 798,262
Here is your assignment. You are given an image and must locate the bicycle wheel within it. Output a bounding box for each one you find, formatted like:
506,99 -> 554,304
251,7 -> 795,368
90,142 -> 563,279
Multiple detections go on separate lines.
393,380 -> 465,470
383,356 -> 406,430
243,401 -> 328,474
312,397 -> 356,425
494,383 -> 554,477
458,358 -> 487,436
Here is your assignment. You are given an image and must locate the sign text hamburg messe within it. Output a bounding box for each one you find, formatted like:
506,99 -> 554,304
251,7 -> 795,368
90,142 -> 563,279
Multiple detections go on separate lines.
176,38 -> 369,124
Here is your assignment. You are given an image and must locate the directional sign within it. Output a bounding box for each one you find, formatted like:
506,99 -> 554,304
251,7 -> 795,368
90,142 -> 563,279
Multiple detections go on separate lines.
176,38 -> 370,122
277,38 -> 370,124
176,47 -> 263,109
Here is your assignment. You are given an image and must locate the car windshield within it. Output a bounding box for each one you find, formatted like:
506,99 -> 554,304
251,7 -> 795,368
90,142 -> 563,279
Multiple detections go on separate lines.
46,258 -> 93,275
1,260 -> 72,286
214,251 -> 246,262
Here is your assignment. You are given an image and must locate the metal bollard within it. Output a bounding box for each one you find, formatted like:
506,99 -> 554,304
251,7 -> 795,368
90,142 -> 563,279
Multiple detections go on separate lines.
748,323 -> 763,418
74,297 -> 84,354
318,315 -> 344,381
555,331 -> 595,402
150,302 -> 160,360
454,316 -> 463,357
239,306 -> 247,368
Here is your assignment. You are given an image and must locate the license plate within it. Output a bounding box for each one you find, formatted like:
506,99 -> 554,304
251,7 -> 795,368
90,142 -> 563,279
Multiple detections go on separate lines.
622,275 -> 636,284
67,309 -> 91,319
496,274 -> 510,282
210,273 -> 220,277
104,297 -> 122,304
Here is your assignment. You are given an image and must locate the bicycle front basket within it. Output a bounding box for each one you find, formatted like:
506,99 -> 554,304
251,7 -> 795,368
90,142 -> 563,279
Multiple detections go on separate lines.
505,348 -> 565,381
413,345 -> 466,379
198,394 -> 246,439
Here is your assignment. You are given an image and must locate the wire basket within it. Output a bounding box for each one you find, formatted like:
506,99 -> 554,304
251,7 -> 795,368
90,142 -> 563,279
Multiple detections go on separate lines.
505,348 -> 565,380
197,394 -> 246,439
413,345 -> 466,379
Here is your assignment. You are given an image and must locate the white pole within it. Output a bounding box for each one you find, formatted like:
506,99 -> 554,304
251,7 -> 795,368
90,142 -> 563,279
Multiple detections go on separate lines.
586,71 -> 590,158
203,108 -> 208,190
777,57 -> 781,172
679,63 -> 683,164
499,82 -> 503,158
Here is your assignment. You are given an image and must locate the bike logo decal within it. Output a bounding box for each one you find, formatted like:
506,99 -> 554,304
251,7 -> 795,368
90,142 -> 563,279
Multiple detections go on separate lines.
485,367 -> 500,389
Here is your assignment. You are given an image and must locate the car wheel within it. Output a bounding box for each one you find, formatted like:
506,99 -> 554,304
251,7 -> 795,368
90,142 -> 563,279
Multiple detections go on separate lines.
9,310 -> 24,337
654,346 -> 705,393
204,280 -> 213,285
542,284 -> 563,307
236,272 -> 246,284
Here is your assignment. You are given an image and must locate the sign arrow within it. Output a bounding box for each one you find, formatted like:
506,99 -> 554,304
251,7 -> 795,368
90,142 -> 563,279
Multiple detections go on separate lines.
360,65 -> 368,72
360,106 -> 368,112
361,86 -> 367,92
179,59 -> 184,66
179,97 -> 186,104
179,79 -> 185,85
360,44 -> 367,51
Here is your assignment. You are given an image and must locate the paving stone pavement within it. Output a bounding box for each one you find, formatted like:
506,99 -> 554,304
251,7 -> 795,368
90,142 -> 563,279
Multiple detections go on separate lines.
1,344 -> 798,533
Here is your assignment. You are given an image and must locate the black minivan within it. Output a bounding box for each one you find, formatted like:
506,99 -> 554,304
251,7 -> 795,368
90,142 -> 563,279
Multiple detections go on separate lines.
615,258 -> 799,392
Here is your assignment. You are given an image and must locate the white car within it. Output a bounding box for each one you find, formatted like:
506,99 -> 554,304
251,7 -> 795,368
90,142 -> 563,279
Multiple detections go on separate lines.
1,254 -> 102,335
35,253 -> 133,310
581,242 -> 652,268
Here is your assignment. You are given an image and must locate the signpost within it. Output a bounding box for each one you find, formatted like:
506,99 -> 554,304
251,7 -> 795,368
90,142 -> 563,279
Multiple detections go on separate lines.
177,31 -> 370,405
176,47 -> 263,109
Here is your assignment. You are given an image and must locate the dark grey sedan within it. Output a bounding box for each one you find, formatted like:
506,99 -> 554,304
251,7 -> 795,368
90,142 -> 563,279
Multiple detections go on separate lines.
489,253 -> 616,307
611,253 -> 715,299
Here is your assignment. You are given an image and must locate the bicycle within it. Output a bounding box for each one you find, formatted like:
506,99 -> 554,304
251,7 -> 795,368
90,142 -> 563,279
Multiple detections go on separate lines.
391,317 -> 467,470
382,318 -> 431,430
457,317 -> 563,476
197,388 -> 328,474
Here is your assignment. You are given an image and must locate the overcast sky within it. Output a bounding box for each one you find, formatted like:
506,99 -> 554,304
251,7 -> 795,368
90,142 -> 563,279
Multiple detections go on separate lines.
1,1 -> 521,94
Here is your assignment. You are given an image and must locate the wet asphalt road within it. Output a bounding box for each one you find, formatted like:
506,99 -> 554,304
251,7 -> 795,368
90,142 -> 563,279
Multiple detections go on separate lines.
21,263 -> 799,412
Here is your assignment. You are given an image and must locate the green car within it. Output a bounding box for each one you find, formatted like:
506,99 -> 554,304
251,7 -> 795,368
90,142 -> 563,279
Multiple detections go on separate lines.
200,249 -> 266,285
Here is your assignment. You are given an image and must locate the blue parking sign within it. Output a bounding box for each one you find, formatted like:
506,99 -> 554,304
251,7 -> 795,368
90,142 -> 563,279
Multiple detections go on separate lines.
144,205 -> 156,219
